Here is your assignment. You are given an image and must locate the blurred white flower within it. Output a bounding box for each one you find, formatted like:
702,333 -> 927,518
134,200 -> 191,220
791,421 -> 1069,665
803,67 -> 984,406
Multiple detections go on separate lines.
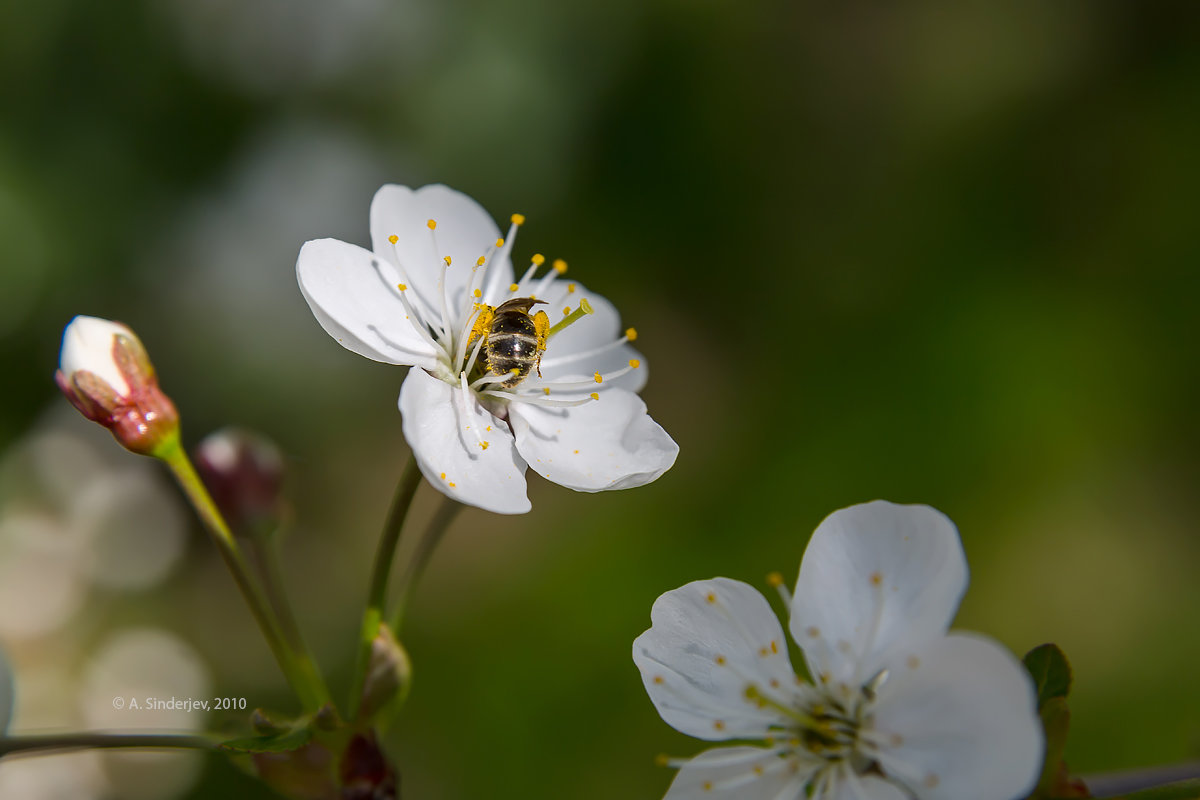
81,628 -> 212,800
297,184 -> 677,514
633,501 -> 1043,800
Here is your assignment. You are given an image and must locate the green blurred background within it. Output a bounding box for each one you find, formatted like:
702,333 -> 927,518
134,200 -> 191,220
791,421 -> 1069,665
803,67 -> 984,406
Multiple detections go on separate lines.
1,1 -> 1198,797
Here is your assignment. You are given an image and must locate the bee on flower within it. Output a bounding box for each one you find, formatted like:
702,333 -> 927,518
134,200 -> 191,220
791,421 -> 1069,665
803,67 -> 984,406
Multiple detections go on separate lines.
296,184 -> 677,514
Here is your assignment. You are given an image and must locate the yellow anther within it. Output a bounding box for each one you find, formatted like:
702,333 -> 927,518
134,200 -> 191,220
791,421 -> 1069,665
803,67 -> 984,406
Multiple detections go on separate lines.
870,571 -> 883,586
629,359 -> 641,368
766,571 -> 784,587
397,283 -> 407,291
474,289 -> 482,298
654,754 -> 669,768
563,306 -> 571,316
567,282 -> 576,293
476,256 -> 486,267
427,219 -> 437,230
495,237 -> 504,247
509,283 -> 519,292
771,640 -> 779,654
486,426 -> 492,431
553,258 -> 567,274
479,442 -> 489,450
440,472 -> 446,480
589,392 -> 599,400
531,253 -> 545,266
703,781 -> 713,792
594,372 -> 603,384
543,387 -> 550,395
753,766 -> 764,776
713,721 -> 725,732
625,327 -> 638,341
653,675 -> 664,685
387,234 -> 398,244
443,256 -> 452,266
706,592 -> 717,604
511,213 -> 525,226
448,481 -> 456,488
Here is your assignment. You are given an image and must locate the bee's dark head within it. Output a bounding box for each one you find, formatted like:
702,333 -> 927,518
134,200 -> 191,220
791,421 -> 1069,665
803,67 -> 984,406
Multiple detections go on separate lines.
494,297 -> 546,315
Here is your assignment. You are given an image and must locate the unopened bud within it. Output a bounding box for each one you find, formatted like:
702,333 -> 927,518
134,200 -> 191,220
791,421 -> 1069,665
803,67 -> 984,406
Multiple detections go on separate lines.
194,428 -> 285,534
340,731 -> 397,800
55,316 -> 179,457
358,623 -> 412,728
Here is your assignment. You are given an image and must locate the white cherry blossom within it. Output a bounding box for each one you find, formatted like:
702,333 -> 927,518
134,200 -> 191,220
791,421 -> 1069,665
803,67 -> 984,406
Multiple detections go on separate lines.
633,501 -> 1043,800
297,184 -> 677,514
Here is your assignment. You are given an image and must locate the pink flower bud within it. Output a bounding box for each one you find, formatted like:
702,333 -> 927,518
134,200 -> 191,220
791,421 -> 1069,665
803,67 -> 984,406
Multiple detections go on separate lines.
55,316 -> 179,457
194,428 -> 286,534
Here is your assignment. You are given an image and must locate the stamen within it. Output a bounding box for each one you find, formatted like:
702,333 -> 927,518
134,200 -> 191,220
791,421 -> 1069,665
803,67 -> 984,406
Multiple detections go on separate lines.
531,253 -> 545,267
532,360 -> 636,392
539,330 -> 635,370
453,302 -> 486,372
766,572 -> 793,607
480,390 -> 594,408
553,258 -> 568,274
470,370 -> 519,391
546,299 -> 594,339
458,372 -> 486,448
370,260 -> 443,355
384,237 -> 441,323
463,333 -> 486,376
428,225 -> 453,345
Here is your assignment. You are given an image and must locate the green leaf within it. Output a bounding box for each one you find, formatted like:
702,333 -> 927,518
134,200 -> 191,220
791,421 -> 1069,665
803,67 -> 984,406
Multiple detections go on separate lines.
1024,643 -> 1073,708
218,726 -> 311,754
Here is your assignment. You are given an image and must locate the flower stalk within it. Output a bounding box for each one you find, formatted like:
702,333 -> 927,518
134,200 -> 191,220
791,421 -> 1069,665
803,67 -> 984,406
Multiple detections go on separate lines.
0,732 -> 216,758
159,435 -> 330,713
390,496 -> 462,634
348,455 -> 422,720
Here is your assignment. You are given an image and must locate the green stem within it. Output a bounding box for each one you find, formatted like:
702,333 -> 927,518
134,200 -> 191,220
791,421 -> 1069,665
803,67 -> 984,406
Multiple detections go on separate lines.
1083,764 -> 1200,798
0,732 -> 215,758
389,497 -> 463,634
158,436 -> 330,713
347,455 -> 422,720
248,532 -> 329,716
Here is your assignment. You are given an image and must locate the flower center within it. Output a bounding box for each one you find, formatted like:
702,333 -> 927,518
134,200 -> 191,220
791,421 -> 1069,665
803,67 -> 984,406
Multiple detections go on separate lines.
387,213 -> 642,413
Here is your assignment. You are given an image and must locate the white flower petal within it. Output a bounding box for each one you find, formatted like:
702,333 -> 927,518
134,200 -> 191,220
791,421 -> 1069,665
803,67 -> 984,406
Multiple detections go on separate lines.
536,282 -> 647,393
633,578 -> 802,741
369,184 -> 513,330
818,769 -> 909,800
788,501 -> 967,685
297,238 -> 441,367
0,646 -> 13,734
663,747 -> 815,800
398,368 -> 530,515
509,388 -> 677,492
869,633 -> 1043,800
59,316 -> 134,395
